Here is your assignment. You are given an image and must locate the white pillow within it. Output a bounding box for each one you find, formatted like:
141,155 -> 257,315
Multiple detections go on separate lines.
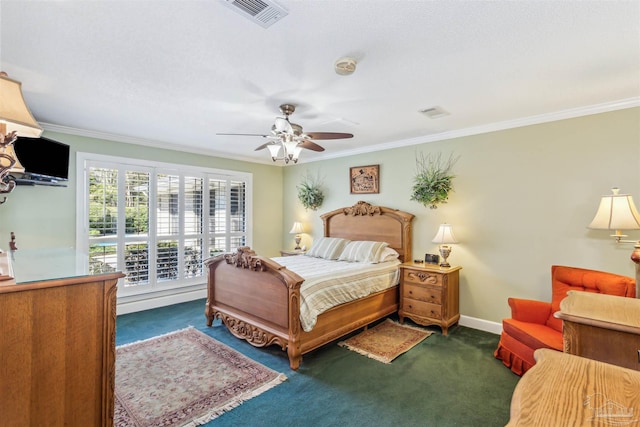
305,237 -> 350,260
379,247 -> 400,262
338,241 -> 389,263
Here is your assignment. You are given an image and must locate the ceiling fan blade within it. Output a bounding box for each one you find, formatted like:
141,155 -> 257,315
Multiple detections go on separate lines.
217,133 -> 270,138
298,140 -> 325,152
304,132 -> 354,140
254,142 -> 276,151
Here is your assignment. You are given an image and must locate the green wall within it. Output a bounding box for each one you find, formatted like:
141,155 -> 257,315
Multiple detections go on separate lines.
1,132 -> 284,256
2,108 -> 638,326
283,108 -> 640,324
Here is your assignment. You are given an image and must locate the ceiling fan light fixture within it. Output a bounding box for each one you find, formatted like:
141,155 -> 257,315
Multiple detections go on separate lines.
283,140 -> 298,160
266,143 -> 281,161
292,145 -> 303,163
221,103 -> 354,165
335,57 -> 357,76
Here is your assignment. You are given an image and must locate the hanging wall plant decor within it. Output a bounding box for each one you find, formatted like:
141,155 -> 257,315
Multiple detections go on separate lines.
297,172 -> 325,211
410,152 -> 459,209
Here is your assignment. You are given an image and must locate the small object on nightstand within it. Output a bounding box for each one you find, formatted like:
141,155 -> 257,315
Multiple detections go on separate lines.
425,253 -> 439,264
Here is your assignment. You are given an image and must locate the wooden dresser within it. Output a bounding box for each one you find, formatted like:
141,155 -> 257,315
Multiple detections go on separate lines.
556,290 -> 640,370
0,249 -> 124,426
398,262 -> 461,335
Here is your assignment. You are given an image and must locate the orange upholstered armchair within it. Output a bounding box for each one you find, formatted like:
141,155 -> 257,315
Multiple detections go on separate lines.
494,265 -> 635,375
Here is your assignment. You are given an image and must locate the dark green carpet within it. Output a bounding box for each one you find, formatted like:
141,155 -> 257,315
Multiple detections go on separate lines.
116,299 -> 519,426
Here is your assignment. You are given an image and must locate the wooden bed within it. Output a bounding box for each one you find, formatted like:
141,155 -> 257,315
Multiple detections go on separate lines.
204,201 -> 414,370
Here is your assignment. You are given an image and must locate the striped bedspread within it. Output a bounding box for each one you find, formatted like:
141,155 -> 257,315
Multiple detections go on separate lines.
272,255 -> 401,332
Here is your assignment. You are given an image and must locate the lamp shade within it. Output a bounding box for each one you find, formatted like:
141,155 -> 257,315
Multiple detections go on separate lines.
289,222 -> 304,234
432,223 -> 458,244
0,73 -> 43,138
588,188 -> 640,231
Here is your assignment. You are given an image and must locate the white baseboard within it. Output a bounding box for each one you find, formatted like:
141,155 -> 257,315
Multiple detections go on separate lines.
116,288 -> 207,315
459,315 -> 502,335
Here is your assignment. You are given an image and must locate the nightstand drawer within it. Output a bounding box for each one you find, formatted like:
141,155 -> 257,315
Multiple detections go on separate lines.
402,298 -> 442,319
403,269 -> 442,287
404,283 -> 441,304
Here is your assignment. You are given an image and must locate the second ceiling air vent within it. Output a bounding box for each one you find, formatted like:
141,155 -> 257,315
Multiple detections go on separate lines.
220,0 -> 289,28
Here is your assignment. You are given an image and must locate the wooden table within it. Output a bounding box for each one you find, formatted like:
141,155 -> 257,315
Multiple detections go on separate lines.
556,290 -> 640,370
507,348 -> 640,426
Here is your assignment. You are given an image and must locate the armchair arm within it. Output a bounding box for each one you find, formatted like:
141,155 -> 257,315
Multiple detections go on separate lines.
508,298 -> 552,324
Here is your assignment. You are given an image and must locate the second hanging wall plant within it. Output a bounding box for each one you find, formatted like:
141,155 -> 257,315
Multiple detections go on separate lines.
410,152 -> 459,209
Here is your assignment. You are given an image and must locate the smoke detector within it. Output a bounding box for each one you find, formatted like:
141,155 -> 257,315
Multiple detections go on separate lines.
335,57 -> 357,76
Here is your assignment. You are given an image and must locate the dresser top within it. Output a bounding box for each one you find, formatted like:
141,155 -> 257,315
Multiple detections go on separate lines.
1,248 -> 123,290
557,290 -> 640,330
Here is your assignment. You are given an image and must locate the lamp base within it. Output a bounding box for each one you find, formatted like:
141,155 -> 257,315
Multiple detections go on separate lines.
294,235 -> 302,251
439,245 -> 452,268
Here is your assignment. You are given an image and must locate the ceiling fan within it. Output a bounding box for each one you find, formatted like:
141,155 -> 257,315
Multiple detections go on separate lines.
217,104 -> 353,164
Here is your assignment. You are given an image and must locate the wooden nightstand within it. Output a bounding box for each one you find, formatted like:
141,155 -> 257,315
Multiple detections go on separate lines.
398,262 -> 461,335
280,250 -> 306,257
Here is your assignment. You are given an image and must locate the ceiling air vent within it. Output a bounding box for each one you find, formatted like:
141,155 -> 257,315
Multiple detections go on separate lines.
419,106 -> 450,119
220,0 -> 288,28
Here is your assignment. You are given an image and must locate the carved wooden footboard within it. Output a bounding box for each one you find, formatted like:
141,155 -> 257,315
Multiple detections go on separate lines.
205,247 -> 306,369
205,201 -> 414,370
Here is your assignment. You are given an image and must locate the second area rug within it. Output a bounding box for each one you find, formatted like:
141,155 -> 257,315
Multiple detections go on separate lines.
114,327 -> 286,427
338,319 -> 433,364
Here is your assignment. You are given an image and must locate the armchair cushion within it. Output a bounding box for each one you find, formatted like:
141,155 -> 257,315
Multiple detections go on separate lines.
502,319 -> 563,351
494,265 -> 635,376
508,298 -> 552,325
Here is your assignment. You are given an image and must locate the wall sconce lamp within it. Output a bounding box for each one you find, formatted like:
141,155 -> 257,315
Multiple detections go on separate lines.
289,221 -> 305,251
432,223 -> 458,267
0,71 -> 43,203
588,187 -> 640,297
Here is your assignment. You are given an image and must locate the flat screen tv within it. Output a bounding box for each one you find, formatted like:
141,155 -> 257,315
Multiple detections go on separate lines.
12,136 -> 70,187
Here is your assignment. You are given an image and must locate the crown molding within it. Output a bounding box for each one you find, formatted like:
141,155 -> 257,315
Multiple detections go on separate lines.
41,97 -> 639,166
308,97 -> 640,163
40,123 -> 273,165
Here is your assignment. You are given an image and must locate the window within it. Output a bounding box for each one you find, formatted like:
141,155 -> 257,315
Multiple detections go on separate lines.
77,153 -> 252,298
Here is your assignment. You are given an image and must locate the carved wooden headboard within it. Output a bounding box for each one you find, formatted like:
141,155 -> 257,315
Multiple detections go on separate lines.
320,201 -> 415,263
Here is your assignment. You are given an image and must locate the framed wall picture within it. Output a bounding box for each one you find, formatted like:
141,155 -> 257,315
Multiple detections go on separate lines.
350,164 -> 380,194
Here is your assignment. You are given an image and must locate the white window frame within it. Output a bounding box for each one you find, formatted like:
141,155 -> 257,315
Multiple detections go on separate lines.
76,152 -> 253,299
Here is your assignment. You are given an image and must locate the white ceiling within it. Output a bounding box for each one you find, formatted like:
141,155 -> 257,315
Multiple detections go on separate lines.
1,0 -> 639,165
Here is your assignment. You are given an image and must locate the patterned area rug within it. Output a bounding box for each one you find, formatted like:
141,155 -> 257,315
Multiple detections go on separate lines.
115,327 -> 286,427
338,319 -> 433,364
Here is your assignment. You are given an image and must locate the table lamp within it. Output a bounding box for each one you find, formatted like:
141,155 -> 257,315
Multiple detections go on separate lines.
289,221 -> 305,251
432,223 -> 458,267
